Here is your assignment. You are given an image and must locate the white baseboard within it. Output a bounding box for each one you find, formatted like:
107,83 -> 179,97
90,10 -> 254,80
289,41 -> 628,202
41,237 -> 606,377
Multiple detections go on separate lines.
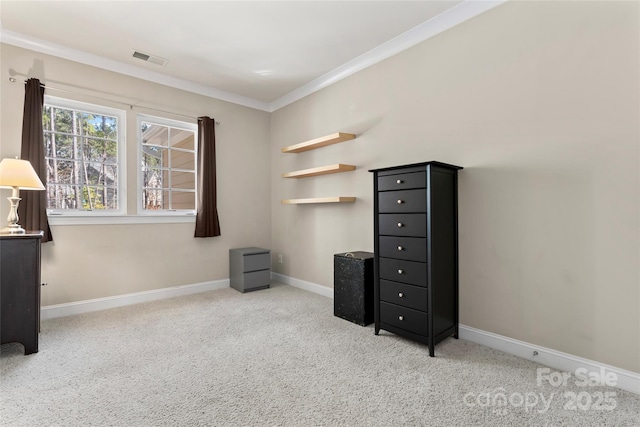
41,279 -> 229,321
272,273 -> 639,395
271,272 -> 334,299
460,325 -> 639,395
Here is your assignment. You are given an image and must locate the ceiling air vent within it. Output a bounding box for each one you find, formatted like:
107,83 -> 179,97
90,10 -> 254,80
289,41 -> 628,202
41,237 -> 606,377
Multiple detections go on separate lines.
132,50 -> 168,66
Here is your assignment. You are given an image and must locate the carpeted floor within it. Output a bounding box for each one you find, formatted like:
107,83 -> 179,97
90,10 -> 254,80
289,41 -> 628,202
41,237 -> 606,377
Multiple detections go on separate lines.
1,282 -> 638,426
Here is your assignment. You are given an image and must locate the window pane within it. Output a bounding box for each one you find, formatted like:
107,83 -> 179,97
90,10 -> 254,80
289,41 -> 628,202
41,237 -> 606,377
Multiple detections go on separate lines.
142,123 -> 169,146
171,170 -> 195,190
47,184 -> 82,209
139,116 -> 196,212
170,129 -> 194,150
142,152 -> 160,169
43,99 -> 122,213
44,133 -> 54,157
142,146 -> 167,168
171,190 -> 195,210
87,114 -> 118,140
83,186 -> 101,209
49,160 -> 82,185
170,150 -> 194,170
82,162 -> 117,186
47,135 -> 74,159
53,108 -> 73,132
104,187 -> 118,210
82,186 -> 117,210
143,168 -> 164,189
43,105 -> 52,132
83,138 -> 118,163
143,189 -> 165,210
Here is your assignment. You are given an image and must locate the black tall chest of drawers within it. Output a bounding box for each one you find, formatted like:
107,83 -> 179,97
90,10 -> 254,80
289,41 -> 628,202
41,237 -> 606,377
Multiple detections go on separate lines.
369,162 -> 462,356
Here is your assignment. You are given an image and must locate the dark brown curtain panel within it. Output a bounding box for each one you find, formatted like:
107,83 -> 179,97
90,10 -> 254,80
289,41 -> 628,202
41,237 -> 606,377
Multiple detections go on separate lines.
18,78 -> 53,242
194,116 -> 221,237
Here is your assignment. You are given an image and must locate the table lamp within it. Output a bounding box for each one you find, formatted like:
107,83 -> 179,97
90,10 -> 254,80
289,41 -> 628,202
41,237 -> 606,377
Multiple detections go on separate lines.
0,158 -> 45,234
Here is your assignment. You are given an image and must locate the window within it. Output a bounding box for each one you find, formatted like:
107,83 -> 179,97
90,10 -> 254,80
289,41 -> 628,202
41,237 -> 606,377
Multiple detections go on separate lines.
43,97 -> 125,215
41,98 -> 196,225
138,115 -> 197,214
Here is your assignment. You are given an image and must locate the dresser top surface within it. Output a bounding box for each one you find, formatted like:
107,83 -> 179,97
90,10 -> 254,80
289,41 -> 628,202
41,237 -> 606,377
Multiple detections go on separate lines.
229,247 -> 270,255
369,161 -> 463,174
0,231 -> 44,240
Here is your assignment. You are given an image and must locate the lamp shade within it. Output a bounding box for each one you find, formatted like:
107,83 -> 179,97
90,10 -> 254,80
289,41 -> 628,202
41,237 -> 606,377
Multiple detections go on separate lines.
0,158 -> 45,190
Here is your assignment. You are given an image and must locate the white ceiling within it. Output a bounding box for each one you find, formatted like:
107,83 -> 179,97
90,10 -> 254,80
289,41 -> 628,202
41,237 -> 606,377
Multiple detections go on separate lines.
0,1 -> 504,111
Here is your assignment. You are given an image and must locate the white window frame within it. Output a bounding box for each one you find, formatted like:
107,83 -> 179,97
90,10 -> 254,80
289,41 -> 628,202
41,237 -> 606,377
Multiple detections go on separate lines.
137,114 -> 198,216
44,96 -> 126,218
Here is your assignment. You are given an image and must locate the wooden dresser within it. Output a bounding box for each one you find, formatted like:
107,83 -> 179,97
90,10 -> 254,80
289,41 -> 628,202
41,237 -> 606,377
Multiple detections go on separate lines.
0,231 -> 43,355
369,162 -> 462,356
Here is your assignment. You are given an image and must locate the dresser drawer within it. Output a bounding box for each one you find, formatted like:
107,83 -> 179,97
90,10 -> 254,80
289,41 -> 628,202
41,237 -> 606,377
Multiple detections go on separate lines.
380,280 -> 427,311
378,189 -> 426,213
243,269 -> 271,290
379,214 -> 427,237
379,236 -> 426,262
243,252 -> 270,272
380,301 -> 428,336
377,171 -> 425,192
379,257 -> 426,287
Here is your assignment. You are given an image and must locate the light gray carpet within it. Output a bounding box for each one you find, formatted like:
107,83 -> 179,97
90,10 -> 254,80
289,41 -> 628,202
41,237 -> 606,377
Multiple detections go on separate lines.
1,283 -> 638,426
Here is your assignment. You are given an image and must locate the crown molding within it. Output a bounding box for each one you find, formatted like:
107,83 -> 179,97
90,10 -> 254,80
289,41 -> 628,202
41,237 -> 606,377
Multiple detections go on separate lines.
269,0 -> 507,111
0,26 -> 271,112
0,0 -> 506,113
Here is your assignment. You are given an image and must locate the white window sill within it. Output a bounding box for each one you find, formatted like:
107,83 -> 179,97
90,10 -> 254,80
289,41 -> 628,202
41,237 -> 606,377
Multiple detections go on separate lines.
48,215 -> 196,226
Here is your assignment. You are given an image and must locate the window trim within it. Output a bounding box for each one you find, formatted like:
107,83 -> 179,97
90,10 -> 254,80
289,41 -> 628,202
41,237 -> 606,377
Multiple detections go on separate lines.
43,95 -> 127,217
47,214 -> 195,226
136,114 -> 198,216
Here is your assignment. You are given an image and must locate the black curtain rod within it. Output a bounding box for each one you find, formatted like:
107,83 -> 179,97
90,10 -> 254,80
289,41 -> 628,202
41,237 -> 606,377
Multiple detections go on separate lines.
8,77 -> 220,125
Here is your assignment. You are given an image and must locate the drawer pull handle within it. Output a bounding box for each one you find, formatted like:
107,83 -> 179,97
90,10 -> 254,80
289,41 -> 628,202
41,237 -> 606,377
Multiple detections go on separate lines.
398,292 -> 404,298
397,246 -> 404,251
397,222 -> 404,228
397,269 -> 404,274
398,315 -> 404,321
397,199 -> 404,205
396,179 -> 403,184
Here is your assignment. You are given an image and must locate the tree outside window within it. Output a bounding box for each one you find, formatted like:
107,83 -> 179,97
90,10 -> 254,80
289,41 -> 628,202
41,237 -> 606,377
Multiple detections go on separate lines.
43,100 -> 123,213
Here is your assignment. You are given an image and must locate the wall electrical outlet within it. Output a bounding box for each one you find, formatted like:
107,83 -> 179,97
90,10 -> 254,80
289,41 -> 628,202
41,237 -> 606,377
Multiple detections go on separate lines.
278,254 -> 283,264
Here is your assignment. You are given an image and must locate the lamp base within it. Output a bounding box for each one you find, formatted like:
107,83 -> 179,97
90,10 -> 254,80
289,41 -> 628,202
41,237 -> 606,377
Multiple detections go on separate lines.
1,224 -> 26,234
2,189 -> 24,234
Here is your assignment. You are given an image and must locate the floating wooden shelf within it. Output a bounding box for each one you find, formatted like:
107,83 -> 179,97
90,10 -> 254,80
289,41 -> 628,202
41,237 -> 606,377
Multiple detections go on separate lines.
281,197 -> 356,205
281,132 -> 356,153
282,163 -> 356,179
281,132 -> 357,204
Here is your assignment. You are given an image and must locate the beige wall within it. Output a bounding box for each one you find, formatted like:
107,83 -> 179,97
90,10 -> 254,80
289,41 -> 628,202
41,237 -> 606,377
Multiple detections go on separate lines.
270,1 -> 639,372
0,43 -> 272,306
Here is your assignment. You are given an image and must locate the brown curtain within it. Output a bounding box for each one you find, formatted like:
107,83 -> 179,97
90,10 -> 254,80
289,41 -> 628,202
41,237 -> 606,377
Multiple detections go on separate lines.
194,116 -> 221,237
18,78 -> 53,242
